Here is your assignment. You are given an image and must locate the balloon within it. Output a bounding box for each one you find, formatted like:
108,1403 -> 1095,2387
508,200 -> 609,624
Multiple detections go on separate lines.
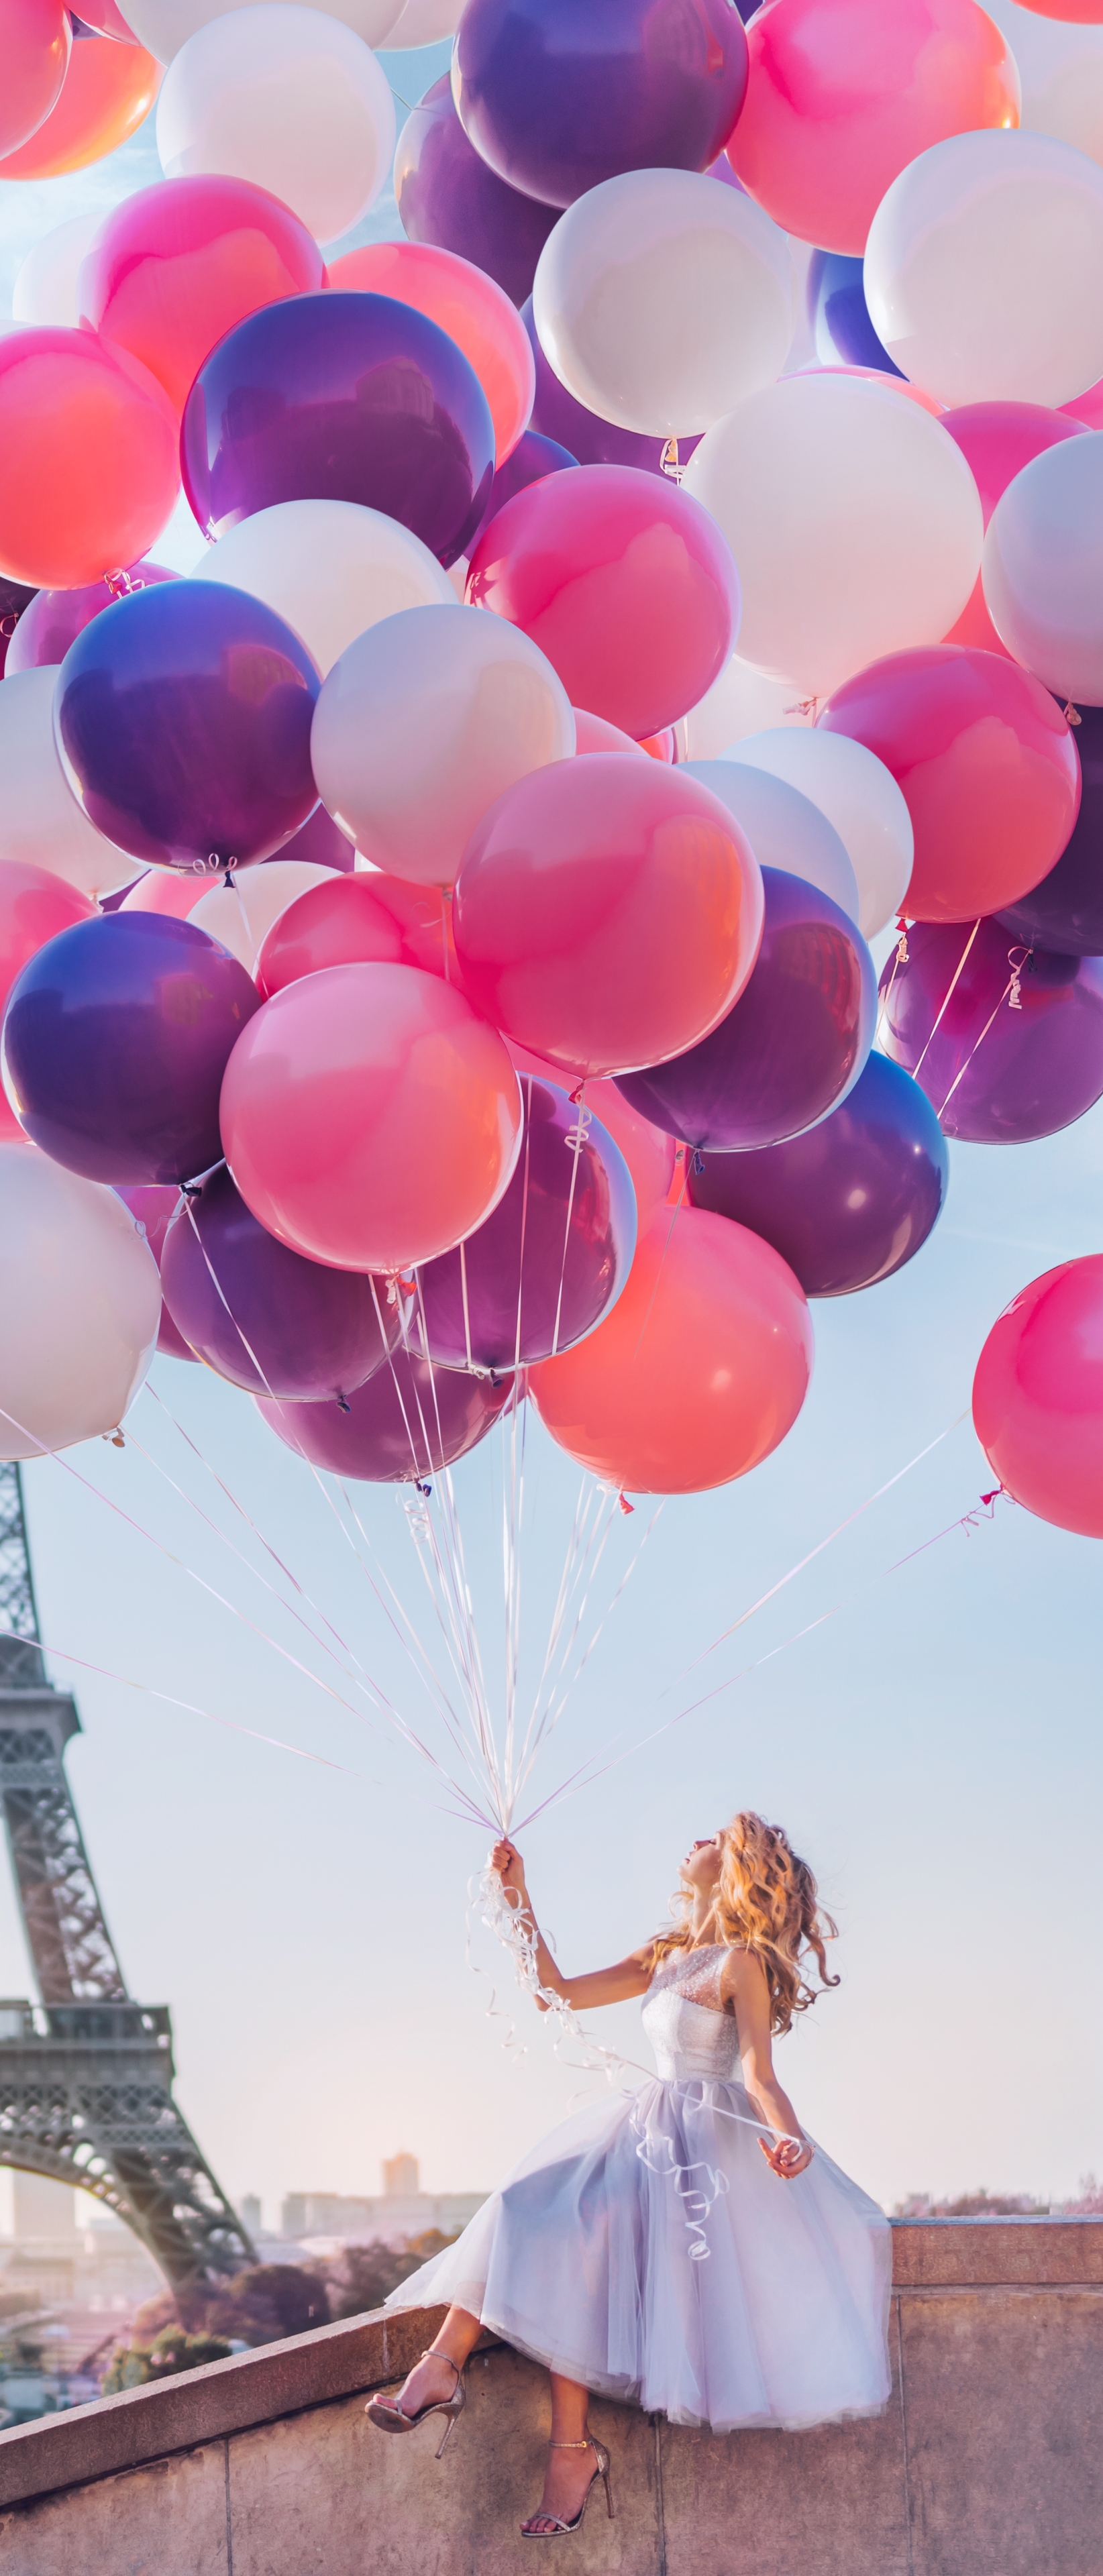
973,1257 -> 1103,1540
394,74 -> 558,310
325,241 -> 535,464
0,862 -> 96,1143
0,328 -> 178,592
0,28 -> 160,177
413,1075 -> 637,1370
572,709 -> 646,759
193,500 -> 456,680
501,1043 -> 679,1218
998,704 -> 1103,953
680,761 -> 860,923
728,726 -> 914,941
77,176 -> 325,423
189,861 -> 338,971
939,397 -> 1088,651
0,668 -> 132,898
863,131 -> 1103,410
115,1181 -> 201,1364
466,464 -> 739,739
277,804 -> 354,874
819,648 -> 1081,924
3,912 -> 260,1184
521,296 -> 702,478
453,0 -> 748,211
386,0 -> 458,37
680,657 -> 815,759
258,1348 -> 515,1484
256,874 -> 420,997
802,361 -> 946,420
156,5 -> 395,246
982,431 -> 1103,704
806,252 -> 904,378
72,0 -> 141,34
528,1205 -> 812,1495
971,1 -> 1103,167
472,430 -> 577,545
531,170 -> 792,439
181,294 -> 495,570
54,582 -> 319,876
688,1052 -> 948,1299
120,870 -> 207,920
121,0 -> 403,56
160,1163 -> 399,1400
729,0 -> 1019,258
0,0 -> 70,161
0,1144 -> 160,1460
616,867 -> 875,1152
454,756 -> 764,1078
878,914 -> 1103,1140
311,605 -> 575,888
7,561 -> 177,675
682,376 -> 982,702
12,215 -> 99,328
219,963 -> 523,1273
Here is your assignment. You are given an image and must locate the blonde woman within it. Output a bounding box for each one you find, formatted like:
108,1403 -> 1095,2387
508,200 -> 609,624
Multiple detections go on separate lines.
369,1813 -> 891,2540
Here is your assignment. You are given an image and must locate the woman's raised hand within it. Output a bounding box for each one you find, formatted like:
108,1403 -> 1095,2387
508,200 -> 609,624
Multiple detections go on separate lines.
759,2134 -> 814,2180
490,1836 -> 529,1906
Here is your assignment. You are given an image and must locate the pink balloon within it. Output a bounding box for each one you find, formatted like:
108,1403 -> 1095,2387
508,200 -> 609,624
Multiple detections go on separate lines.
572,708 -> 647,759
0,859 -> 95,1140
120,871 -> 203,919
941,401 -> 1088,654
974,1257 -> 1103,1538
219,961 -> 523,1275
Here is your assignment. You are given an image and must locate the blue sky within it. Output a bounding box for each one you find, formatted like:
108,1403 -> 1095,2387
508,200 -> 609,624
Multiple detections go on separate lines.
1,58 -> 1100,2233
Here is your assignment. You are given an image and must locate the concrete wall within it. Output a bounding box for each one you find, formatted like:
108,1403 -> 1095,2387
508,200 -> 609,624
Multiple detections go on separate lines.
0,2219 -> 1099,2575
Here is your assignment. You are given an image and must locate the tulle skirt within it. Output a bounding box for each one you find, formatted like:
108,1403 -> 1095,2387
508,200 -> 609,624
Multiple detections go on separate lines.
386,2074 -> 892,2432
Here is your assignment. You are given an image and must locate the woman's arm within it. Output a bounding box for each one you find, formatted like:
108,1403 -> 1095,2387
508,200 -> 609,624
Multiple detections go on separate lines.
723,1947 -> 814,2178
490,1839 -> 653,2011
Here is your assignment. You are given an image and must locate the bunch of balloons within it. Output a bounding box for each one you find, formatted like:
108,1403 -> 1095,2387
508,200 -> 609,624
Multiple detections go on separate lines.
2,0 -> 1103,1532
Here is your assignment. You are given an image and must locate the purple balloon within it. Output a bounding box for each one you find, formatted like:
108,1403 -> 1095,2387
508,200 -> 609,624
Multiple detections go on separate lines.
471,429 -> 577,548
879,915 -> 1103,1143
54,582 -> 319,873
257,1349 -> 515,1484
181,292 -> 495,569
115,1181 -> 199,1363
415,1075 -> 637,1370
688,1052 -> 948,1296
617,869 -> 876,1152
270,803 -> 355,873
160,1165 -> 398,1402
3,914 -> 260,1187
6,561 -> 178,676
395,74 -> 558,307
998,702 -> 1103,956
454,0 -> 749,209
0,577 -> 36,676
523,299 -> 701,476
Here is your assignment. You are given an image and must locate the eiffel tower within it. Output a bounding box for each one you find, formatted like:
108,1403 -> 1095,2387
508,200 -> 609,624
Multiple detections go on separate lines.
0,1461 -> 254,2292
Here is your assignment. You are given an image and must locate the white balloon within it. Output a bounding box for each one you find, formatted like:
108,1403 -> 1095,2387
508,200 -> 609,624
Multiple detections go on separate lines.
982,430 -> 1103,704
863,129 -> 1103,409
0,1146 -> 160,1460
969,1 -> 1103,176
682,374 -> 982,700
680,760 -> 860,924
189,859 -> 336,971
12,217 -> 99,329
156,5 -> 396,246
384,0 -> 458,38
119,0 -> 403,61
193,500 -> 456,678
0,671 -> 132,900
680,654 -> 816,759
311,604 -> 576,885
532,168 -> 794,438
729,729 -> 913,942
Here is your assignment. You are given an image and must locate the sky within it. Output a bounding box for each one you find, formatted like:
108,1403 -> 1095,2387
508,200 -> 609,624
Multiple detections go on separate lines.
1,48 -> 1101,2243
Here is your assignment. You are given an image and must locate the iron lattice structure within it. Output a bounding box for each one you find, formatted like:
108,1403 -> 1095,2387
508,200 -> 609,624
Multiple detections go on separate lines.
0,1462 -> 254,2291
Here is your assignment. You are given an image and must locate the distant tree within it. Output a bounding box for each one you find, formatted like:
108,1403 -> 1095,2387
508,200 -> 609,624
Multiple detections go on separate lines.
323,2231 -> 459,2322
895,2189 -> 1049,2217
102,2326 -> 232,2393
1060,2174 -> 1103,2215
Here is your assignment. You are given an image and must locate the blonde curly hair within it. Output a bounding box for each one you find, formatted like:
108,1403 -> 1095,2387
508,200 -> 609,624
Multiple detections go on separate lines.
652,1811 -> 839,2037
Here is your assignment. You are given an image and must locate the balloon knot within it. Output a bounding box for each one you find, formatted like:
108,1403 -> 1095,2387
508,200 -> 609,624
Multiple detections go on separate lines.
691,1150 -> 704,1175
783,697 -> 819,719
103,566 -> 142,598
979,1487 -> 1003,1508
618,1491 -> 635,1516
568,1081 -> 586,1107
179,1180 -> 202,1199
660,436 -> 684,482
105,1429 -> 125,1448
1064,702 -> 1082,726
335,1391 -> 351,1414
1006,945 -> 1030,1011
416,1480 -> 433,1498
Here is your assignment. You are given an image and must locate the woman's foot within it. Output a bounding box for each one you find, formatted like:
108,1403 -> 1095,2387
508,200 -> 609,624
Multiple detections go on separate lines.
521,2438 -> 599,2536
379,2349 -> 461,2424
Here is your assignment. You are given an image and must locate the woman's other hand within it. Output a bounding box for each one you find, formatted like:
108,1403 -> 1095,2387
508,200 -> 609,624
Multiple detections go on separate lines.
759,2134 -> 814,2180
490,1836 -> 529,1907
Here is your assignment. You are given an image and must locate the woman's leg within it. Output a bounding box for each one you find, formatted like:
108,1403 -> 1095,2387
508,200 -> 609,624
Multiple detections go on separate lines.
521,2372 -> 596,2536
384,2305 -> 483,2419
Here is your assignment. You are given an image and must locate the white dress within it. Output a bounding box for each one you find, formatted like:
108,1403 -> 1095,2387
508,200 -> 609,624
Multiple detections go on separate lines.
386,1942 -> 892,2432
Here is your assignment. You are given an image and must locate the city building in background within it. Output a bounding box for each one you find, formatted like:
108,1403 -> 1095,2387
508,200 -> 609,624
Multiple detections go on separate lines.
278,2154 -> 486,2250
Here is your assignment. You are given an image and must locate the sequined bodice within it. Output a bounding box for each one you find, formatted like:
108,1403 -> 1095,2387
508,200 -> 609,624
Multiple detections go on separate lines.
641,1943 -> 741,2084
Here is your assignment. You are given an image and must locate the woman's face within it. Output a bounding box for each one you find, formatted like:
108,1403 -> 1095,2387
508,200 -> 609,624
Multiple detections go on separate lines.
682,1831 -> 724,1894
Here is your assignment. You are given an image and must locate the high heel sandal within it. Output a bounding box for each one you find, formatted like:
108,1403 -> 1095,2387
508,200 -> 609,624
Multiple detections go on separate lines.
520,2436 -> 615,2539
364,2349 -> 466,2459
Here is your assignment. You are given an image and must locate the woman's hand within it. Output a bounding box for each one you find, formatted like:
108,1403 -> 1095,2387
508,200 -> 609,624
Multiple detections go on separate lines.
759,2134 -> 814,2181
490,1837 -> 529,1909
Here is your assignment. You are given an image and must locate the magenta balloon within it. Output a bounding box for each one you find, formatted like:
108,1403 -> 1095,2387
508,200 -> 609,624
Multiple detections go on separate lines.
160,1164 -> 399,1402
271,803 -> 355,873
257,1348 -> 515,1484
395,74 -> 558,309
878,916 -> 1103,1142
5,562 -> 178,675
413,1075 -> 637,1370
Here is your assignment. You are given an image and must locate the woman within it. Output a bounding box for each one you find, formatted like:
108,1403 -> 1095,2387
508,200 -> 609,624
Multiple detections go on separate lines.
368,1812 -> 891,2539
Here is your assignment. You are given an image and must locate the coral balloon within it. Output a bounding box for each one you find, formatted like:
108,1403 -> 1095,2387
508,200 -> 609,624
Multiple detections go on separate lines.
819,648 -> 1081,923
0,1144 -> 160,1460
3,912 -> 261,1184
0,862 -> 95,1143
219,963 -> 523,1274
6,561 -> 177,675
729,0 -> 1019,258
258,1348 -> 514,1484
160,1163 -> 399,1401
940,398 -> 1088,653
78,176 -> 325,422
878,914 -> 1103,1141
0,328 -> 178,591
0,28 -> 160,177
114,1180 -> 201,1365
327,241 -> 535,464
156,5 -> 395,246
0,0 -> 70,162
522,296 -> 702,479
982,430 -> 1103,704
256,875 -> 415,996
998,704 -> 1103,954
529,1206 -> 812,1495
973,1257 -> 1103,1540
394,74 -> 558,310
195,499 -> 456,681
617,869 -> 875,1152
467,466 -> 738,739
453,756 -> 763,1079
688,1052 -> 948,1299
728,727 -> 914,942
0,669 -> 132,899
